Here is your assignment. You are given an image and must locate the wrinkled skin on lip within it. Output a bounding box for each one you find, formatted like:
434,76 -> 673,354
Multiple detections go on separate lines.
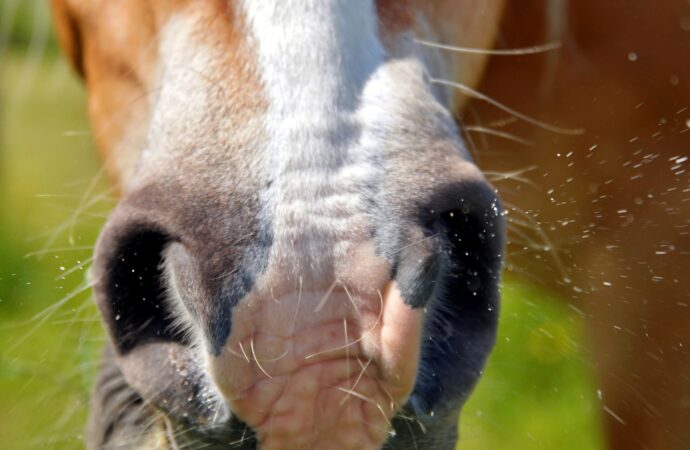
52,0 -> 506,449
207,283 -> 422,449
164,233 -> 425,448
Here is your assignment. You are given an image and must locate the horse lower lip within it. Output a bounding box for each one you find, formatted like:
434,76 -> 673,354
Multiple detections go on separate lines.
204,283 -> 423,449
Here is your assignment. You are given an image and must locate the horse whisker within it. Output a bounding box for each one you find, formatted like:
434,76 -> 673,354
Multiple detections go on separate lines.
415,38 -> 561,56
430,77 -> 584,135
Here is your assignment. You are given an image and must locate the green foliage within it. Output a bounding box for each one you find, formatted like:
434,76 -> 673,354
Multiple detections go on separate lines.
459,283 -> 605,449
1,0 -> 59,52
1,51 -> 108,449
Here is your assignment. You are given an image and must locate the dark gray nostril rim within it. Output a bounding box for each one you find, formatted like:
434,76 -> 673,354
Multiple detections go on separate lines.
91,214 -> 240,435
403,181 -> 505,417
93,222 -> 189,355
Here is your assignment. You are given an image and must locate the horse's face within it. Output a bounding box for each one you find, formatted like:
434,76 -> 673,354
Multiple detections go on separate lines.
53,1 -> 505,448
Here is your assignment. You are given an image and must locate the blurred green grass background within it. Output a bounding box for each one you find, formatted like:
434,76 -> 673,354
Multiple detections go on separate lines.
0,2 -> 605,449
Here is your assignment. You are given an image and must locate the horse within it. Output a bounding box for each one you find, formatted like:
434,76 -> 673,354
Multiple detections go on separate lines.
50,0 -> 690,449
52,1 -> 506,448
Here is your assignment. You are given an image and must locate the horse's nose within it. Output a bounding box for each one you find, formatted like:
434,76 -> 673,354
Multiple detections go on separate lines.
89,154 -> 505,446
91,161 -> 504,353
91,161 -> 505,352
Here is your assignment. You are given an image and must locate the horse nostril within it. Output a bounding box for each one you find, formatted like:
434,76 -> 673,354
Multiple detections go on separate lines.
429,180 -> 505,298
402,180 -> 505,417
92,216 -> 187,355
392,179 -> 505,310
90,206 -> 237,435
435,199 -> 504,299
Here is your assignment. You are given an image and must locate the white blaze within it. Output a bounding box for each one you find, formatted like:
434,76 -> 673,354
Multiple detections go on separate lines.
240,0 -> 465,292
241,0 -> 388,280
